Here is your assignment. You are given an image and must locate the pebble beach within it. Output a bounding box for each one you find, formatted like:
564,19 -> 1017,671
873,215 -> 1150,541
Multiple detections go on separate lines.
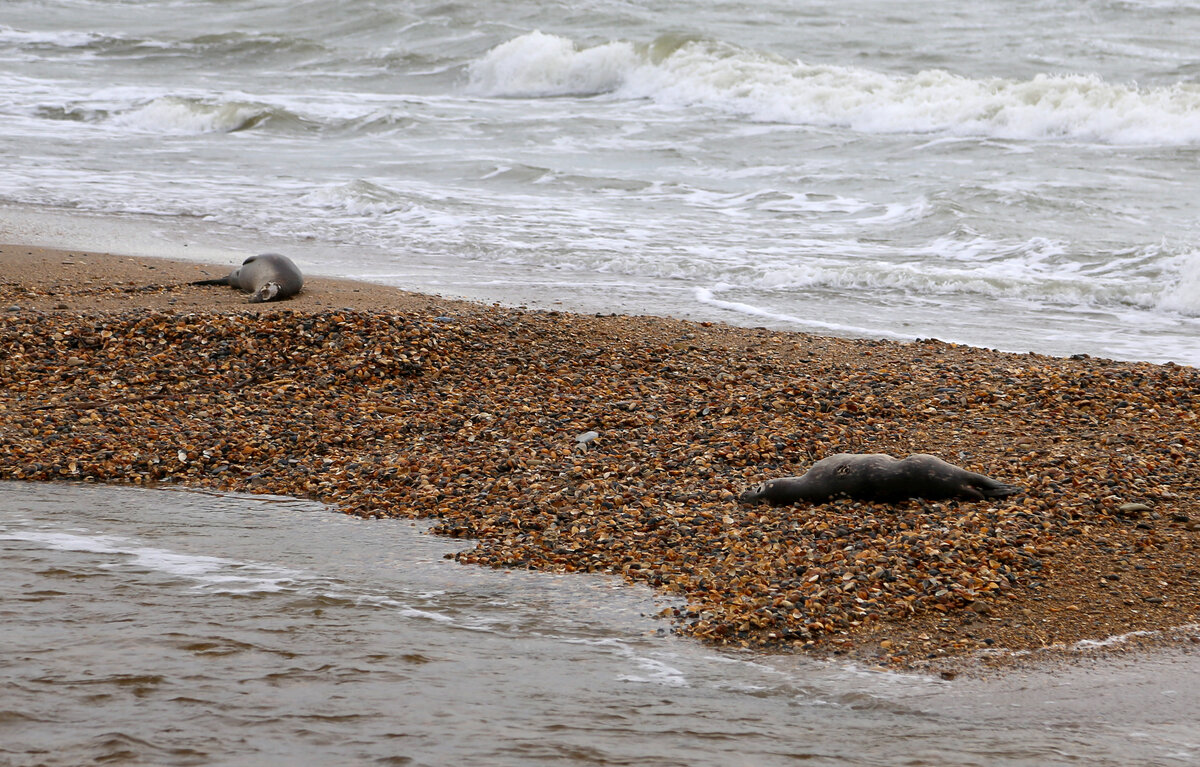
2,245 -> 1198,673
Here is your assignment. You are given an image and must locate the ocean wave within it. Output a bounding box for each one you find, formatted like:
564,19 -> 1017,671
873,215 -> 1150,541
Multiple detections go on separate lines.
724,239 -> 1200,314
174,31 -> 326,59
0,25 -> 107,49
294,180 -> 474,239
468,31 -> 1200,144
109,96 -> 303,134
1156,251 -> 1200,315
488,228 -> 1190,316
467,30 -> 640,97
299,180 -> 415,216
704,257 -> 1123,308
0,24 -> 324,61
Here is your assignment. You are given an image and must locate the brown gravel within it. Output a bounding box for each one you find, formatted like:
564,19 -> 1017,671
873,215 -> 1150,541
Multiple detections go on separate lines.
2,244 -> 1198,672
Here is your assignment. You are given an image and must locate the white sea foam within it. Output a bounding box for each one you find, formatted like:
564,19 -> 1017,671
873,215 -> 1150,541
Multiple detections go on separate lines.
1074,629 -> 1157,650
579,231 -> 1149,310
466,30 -> 640,98
471,223 -> 1168,312
1,527 -> 303,592
1157,251 -> 1200,315
470,32 -> 1200,145
0,518 -> 508,631
617,654 -> 689,687
0,529 -> 125,555
694,286 -> 913,339
300,180 -> 414,216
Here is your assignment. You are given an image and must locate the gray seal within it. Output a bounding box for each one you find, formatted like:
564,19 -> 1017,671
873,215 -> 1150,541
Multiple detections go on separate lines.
190,253 -> 303,303
739,453 -> 1020,506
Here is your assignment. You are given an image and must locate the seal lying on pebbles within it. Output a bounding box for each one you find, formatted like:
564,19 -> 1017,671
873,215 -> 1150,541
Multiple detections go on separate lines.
740,453 -> 1020,505
190,253 -> 303,303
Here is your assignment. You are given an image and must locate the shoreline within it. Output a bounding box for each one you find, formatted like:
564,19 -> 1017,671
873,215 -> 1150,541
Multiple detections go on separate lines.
2,243 -> 1198,674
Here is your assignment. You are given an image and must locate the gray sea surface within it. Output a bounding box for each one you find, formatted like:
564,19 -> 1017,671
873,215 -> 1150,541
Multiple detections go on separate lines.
1,0 -> 1200,363
2,481 -> 1198,766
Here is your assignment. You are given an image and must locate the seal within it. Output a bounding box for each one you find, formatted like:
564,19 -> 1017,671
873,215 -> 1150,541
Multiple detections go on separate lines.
190,253 -> 303,303
739,453 -> 1020,506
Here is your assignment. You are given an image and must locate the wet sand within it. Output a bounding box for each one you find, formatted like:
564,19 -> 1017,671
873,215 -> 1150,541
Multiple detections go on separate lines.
1,243 -> 1197,673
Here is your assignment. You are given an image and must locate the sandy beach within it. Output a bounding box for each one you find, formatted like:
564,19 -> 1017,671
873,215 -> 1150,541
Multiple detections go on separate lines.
1,243 -> 1197,673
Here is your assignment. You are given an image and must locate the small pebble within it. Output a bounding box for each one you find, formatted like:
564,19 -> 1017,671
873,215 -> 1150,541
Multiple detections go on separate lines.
1118,502 -> 1152,514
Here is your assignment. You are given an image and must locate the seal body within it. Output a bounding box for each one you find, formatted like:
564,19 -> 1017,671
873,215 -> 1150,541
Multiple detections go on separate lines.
191,253 -> 303,303
739,453 -> 1019,506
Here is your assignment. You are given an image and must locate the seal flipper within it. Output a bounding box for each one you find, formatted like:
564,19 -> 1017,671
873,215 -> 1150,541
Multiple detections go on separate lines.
190,276 -> 231,287
249,281 -> 282,303
958,485 -> 986,501
975,479 -> 1021,499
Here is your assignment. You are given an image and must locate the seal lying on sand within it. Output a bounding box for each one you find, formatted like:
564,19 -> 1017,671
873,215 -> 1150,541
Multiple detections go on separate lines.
190,253 -> 303,303
739,453 -> 1020,505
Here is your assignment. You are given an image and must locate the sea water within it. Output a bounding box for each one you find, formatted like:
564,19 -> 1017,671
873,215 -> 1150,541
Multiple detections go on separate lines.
1,0 -> 1199,363
2,482 -> 1198,766
4,6 -> 1200,762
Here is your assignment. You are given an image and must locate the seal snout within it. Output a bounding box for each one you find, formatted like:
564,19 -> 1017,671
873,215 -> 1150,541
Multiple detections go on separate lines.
738,481 -> 770,505
737,485 -> 760,504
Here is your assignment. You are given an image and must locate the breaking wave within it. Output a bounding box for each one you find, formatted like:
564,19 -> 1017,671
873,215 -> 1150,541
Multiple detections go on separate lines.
109,96 -> 301,134
1157,251 -> 1200,315
468,31 -> 1200,144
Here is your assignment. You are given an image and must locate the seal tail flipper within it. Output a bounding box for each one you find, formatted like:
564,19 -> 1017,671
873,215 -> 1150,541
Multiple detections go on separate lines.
249,281 -> 282,303
190,277 -> 231,287
979,481 -> 1021,499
